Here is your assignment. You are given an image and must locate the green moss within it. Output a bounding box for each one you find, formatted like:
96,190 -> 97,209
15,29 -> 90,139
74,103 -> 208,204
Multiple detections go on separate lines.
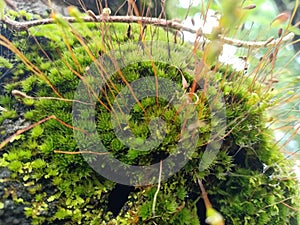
0,56 -> 13,69
0,13 -> 298,225
0,109 -> 17,123
0,94 -> 13,106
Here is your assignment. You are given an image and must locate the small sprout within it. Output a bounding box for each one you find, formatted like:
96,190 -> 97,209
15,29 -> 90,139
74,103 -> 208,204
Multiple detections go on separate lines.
243,4 -> 256,10
87,10 -> 97,21
197,177 -> 225,225
181,74 -> 188,89
278,28 -> 283,38
271,12 -> 290,26
102,7 -> 111,16
191,17 -> 195,26
12,90 -> 30,99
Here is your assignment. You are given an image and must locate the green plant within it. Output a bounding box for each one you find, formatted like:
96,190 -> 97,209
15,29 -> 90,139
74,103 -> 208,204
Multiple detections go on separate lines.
0,1 -> 299,225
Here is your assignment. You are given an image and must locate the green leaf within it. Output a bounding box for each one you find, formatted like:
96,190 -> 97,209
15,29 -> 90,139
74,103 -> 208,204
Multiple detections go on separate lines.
55,208 -> 72,220
31,159 -> 46,169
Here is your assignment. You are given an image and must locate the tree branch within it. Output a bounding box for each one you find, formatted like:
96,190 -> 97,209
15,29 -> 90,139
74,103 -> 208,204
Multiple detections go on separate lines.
2,15 -> 295,48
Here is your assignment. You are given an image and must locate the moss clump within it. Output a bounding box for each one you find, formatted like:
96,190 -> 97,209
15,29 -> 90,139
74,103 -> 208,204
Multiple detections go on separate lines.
0,12 -> 298,225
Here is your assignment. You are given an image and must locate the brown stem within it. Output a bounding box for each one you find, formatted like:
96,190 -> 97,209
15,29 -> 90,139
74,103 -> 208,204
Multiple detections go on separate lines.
196,176 -> 212,209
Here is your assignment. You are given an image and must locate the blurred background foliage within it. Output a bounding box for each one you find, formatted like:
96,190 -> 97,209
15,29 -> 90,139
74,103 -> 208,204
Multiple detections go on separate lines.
166,0 -> 300,161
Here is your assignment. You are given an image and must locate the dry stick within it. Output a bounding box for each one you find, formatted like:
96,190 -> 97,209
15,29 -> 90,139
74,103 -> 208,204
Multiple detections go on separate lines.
196,175 -> 212,209
281,201 -> 300,213
54,150 -> 109,155
2,15 -> 295,48
11,89 -> 93,105
152,160 -> 163,216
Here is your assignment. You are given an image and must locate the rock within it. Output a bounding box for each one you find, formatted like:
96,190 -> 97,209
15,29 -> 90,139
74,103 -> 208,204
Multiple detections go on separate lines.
0,168 -> 11,179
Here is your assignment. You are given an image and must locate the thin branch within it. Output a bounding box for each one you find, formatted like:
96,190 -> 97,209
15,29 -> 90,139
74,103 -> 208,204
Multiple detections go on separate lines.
3,15 -> 192,32
196,175 -> 212,209
54,150 -> 109,155
11,89 -> 93,105
152,160 -> 162,216
281,201 -> 300,213
2,15 -> 295,48
223,32 -> 295,48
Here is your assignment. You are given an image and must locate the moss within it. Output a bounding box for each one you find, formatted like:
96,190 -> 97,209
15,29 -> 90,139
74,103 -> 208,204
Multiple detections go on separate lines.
0,56 -> 13,69
0,109 -> 17,123
0,94 -> 14,106
0,12 -> 298,225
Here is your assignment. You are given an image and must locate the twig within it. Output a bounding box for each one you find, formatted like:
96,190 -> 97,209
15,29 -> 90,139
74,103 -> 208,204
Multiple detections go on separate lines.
11,89 -> 93,105
281,201 -> 300,213
2,15 -> 295,48
54,150 -> 109,155
222,32 -> 295,48
152,160 -> 162,216
196,175 -> 212,209
3,15 -> 192,32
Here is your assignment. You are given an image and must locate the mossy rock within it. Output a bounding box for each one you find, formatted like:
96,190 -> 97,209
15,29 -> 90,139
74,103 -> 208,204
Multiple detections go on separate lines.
0,12 -> 299,225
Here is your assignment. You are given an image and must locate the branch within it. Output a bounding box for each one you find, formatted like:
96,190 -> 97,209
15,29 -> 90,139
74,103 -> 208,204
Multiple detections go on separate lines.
3,15 -> 193,32
54,150 -> 109,155
2,15 -> 295,48
222,32 -> 295,48
11,89 -> 93,105
152,160 -> 162,216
